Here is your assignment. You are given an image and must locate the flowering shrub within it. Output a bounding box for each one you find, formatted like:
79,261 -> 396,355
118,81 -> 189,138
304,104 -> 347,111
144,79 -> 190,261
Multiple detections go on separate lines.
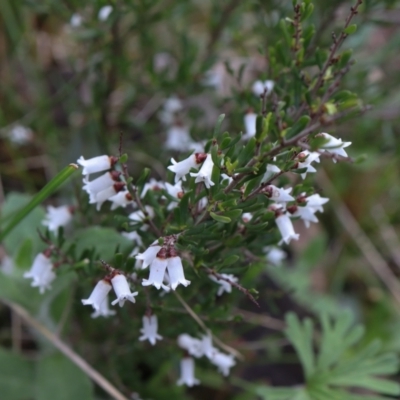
1,1 -> 400,399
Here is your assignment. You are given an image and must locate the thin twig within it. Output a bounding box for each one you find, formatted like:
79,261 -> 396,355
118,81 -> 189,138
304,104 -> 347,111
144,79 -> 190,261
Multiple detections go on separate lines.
234,308 -> 286,331
317,170 -> 400,307
173,291 -> 244,360
204,267 -> 260,307
2,299 -> 130,400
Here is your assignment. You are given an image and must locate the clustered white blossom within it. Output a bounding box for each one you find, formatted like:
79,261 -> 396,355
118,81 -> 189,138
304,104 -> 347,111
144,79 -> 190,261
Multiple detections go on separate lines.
176,333 -> 236,386
42,205 -> 74,234
23,252 -> 56,294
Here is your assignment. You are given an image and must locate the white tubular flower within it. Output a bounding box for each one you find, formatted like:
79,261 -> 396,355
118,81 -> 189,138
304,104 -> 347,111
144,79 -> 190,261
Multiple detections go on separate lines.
98,5 -> 113,21
243,112 -> 257,139
275,213 -> 300,245
77,155 -> 116,176
177,357 -> 200,387
90,295 -> 116,318
265,185 -> 295,203
42,205 -> 73,234
200,334 -> 217,359
209,274 -> 238,296
289,205 -> 319,228
168,153 -> 207,183
89,182 -> 126,211
167,255 -> 190,290
70,13 -> 83,27
136,242 -> 162,269
296,150 -> 320,179
242,212 -> 253,223
305,193 -> 329,212
190,154 -> 215,189
108,191 -> 134,210
141,178 -> 166,198
129,206 -> 155,224
318,132 -> 351,162
165,181 -> 184,210
209,352 -> 236,377
142,256 -> 169,289
83,171 -> 120,196
262,164 -> 281,183
122,231 -> 143,247
139,315 -> 163,345
165,125 -> 192,151
23,253 -> 55,294
264,246 -> 287,266
177,334 -> 203,358
252,80 -> 274,96
111,274 -> 138,307
82,279 -> 112,311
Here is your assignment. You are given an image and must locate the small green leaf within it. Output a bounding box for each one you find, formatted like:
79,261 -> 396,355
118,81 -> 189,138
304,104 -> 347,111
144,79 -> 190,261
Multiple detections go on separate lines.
119,153 -> 128,163
210,212 -> 231,223
343,24 -> 357,35
213,114 -> 225,139
221,255 -> 239,267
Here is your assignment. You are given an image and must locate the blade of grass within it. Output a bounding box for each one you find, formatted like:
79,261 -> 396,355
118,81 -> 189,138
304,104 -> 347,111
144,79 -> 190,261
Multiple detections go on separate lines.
0,163 -> 78,242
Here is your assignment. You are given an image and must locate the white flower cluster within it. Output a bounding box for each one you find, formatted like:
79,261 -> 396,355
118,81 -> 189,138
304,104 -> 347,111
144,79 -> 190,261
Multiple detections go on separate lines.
42,205 -> 74,235
77,155 -> 135,211
168,152 -> 216,189
176,333 -> 236,386
137,243 -> 190,291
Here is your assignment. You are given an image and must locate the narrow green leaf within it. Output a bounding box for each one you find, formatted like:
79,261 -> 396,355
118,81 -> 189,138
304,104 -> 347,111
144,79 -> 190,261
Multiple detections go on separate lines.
343,24 -> 357,35
213,114 -> 225,139
0,164 -> 78,242
210,212 -> 231,223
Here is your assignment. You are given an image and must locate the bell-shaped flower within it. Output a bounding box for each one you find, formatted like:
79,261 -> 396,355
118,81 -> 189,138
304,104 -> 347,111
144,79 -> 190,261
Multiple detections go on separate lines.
7,125 -> 33,144
168,153 -> 207,183
122,231 -> 143,247
142,249 -> 169,290
77,155 -> 116,176
90,294 -> 116,318
243,112 -> 257,140
275,213 -> 300,245
111,273 -> 138,307
129,206 -> 155,225
98,5 -> 113,21
108,190 -> 135,210
177,334 -> 204,358
304,193 -> 329,212
317,132 -> 351,162
265,185 -> 294,203
221,173 -> 233,184
190,154 -> 215,189
262,164 -> 281,183
136,242 -> 162,269
167,255 -> 191,290
209,352 -> 236,376
89,182 -> 126,211
288,204 -> 319,228
295,150 -> 320,179
200,334 -> 218,359
165,125 -> 192,151
82,279 -> 112,311
242,212 -> 253,223
252,80 -> 274,96
1,255 -> 14,275
141,178 -> 165,198
83,171 -> 120,196
209,273 -> 238,296
177,357 -> 200,387
165,181 -> 184,210
70,13 -> 83,27
139,315 -> 162,345
23,253 -> 55,294
42,205 -> 73,234
264,246 -> 287,266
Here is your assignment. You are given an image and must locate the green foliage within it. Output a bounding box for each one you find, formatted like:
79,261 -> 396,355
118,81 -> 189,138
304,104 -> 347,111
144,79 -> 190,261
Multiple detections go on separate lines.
256,312 -> 400,400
